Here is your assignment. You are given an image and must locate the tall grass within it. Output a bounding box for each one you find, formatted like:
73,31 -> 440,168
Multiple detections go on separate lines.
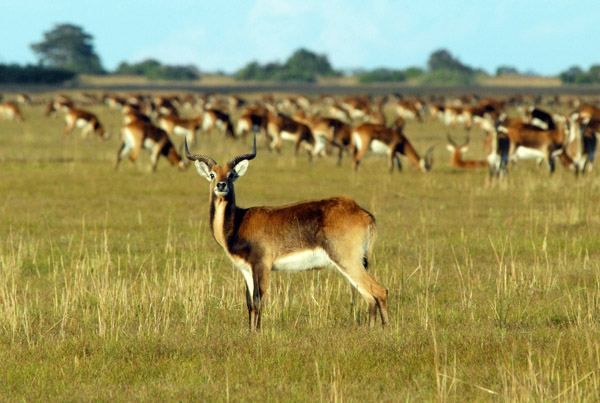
0,96 -> 599,400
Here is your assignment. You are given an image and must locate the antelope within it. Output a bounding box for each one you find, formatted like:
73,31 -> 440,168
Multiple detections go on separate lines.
0,101 -> 25,122
293,111 -> 353,164
115,121 -> 186,172
351,123 -> 434,172
122,110 -> 151,125
446,133 -> 489,168
185,137 -> 389,330
266,112 -> 320,159
488,117 -> 576,177
104,94 -> 126,110
235,104 -> 270,138
202,108 -> 234,138
522,106 -> 556,130
394,98 -> 423,121
63,107 -> 108,139
16,93 -> 31,105
566,114 -> 599,173
158,113 -> 203,146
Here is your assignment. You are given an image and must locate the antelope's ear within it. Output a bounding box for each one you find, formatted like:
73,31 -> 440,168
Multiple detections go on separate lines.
231,160 -> 249,180
462,146 -> 469,153
195,161 -> 213,182
446,144 -> 454,152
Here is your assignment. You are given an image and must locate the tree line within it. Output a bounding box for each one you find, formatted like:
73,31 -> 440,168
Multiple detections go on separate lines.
2,23 -> 599,85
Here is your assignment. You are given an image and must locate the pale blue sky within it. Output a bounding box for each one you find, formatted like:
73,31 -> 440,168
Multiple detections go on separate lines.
1,0 -> 598,75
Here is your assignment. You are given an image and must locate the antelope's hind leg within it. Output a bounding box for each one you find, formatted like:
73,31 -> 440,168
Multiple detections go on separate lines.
331,255 -> 389,328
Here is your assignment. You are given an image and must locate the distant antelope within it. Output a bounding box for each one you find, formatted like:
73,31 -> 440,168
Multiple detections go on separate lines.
185,137 -> 389,330
63,107 -> 108,139
0,101 -> 25,122
266,112 -> 320,159
115,121 -> 186,172
446,133 -> 488,168
488,117 -> 575,177
352,123 -> 434,172
202,108 -> 234,138
158,114 -> 203,146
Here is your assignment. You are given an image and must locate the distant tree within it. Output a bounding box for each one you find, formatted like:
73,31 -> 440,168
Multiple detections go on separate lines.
404,66 -> 425,79
357,68 -> 406,83
0,63 -> 76,84
31,23 -> 104,74
115,59 -> 162,75
496,65 -> 520,76
285,48 -> 338,77
115,59 -> 199,81
559,66 -> 595,84
420,49 -> 477,85
234,48 -> 340,82
427,49 -> 473,73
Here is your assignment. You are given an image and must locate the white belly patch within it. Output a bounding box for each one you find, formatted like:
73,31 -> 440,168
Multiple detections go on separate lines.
174,126 -> 191,136
370,139 -> 391,154
280,131 -> 298,141
513,147 -> 545,161
272,249 -> 334,272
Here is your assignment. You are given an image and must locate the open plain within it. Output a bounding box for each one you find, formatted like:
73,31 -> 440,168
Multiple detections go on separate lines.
1,89 -> 600,401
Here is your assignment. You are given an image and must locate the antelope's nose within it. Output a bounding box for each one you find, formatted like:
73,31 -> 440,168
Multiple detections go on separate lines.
216,182 -> 227,192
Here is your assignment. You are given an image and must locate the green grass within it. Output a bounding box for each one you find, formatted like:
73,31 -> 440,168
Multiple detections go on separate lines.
1,95 -> 600,401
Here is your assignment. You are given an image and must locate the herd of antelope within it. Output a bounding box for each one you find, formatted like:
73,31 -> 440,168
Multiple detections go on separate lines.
2,90 -> 599,177
2,89 -> 599,329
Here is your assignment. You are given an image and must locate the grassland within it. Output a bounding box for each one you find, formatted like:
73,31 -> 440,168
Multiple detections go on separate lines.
1,94 -> 600,401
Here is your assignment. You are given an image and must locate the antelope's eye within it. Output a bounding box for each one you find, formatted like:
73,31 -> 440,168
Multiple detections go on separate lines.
210,172 -> 216,180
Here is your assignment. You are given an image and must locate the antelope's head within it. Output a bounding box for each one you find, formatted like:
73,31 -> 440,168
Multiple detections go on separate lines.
446,132 -> 469,154
186,136 -> 256,199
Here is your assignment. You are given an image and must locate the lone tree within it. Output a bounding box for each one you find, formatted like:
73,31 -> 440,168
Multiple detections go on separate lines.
31,23 -> 104,74
427,49 -> 473,73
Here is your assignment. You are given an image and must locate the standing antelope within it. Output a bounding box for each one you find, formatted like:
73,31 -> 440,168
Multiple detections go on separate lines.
446,133 -> 489,168
202,108 -> 235,138
116,121 -> 186,172
63,107 -> 108,139
352,123 -> 434,172
185,137 -> 389,330
158,113 -> 203,147
488,117 -> 576,177
0,101 -> 25,122
266,112 -> 319,159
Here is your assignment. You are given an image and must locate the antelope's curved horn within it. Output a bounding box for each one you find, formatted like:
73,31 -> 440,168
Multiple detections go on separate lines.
425,146 -> 435,171
446,132 -> 457,146
185,139 -> 217,168
227,135 -> 257,168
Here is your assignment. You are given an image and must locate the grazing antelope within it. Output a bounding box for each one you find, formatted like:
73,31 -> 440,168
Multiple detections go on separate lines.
63,107 -> 108,139
185,137 -> 389,330
446,133 -> 489,168
352,123 -> 434,172
0,101 -> 25,122
115,121 -> 186,172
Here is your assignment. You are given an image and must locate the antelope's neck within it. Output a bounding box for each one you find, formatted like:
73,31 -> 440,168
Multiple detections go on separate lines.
209,194 -> 237,250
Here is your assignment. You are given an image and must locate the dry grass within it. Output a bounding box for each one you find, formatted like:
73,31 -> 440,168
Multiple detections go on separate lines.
0,95 -> 599,401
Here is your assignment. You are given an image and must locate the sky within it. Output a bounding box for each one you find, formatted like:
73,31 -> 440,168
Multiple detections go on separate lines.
1,0 -> 599,76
